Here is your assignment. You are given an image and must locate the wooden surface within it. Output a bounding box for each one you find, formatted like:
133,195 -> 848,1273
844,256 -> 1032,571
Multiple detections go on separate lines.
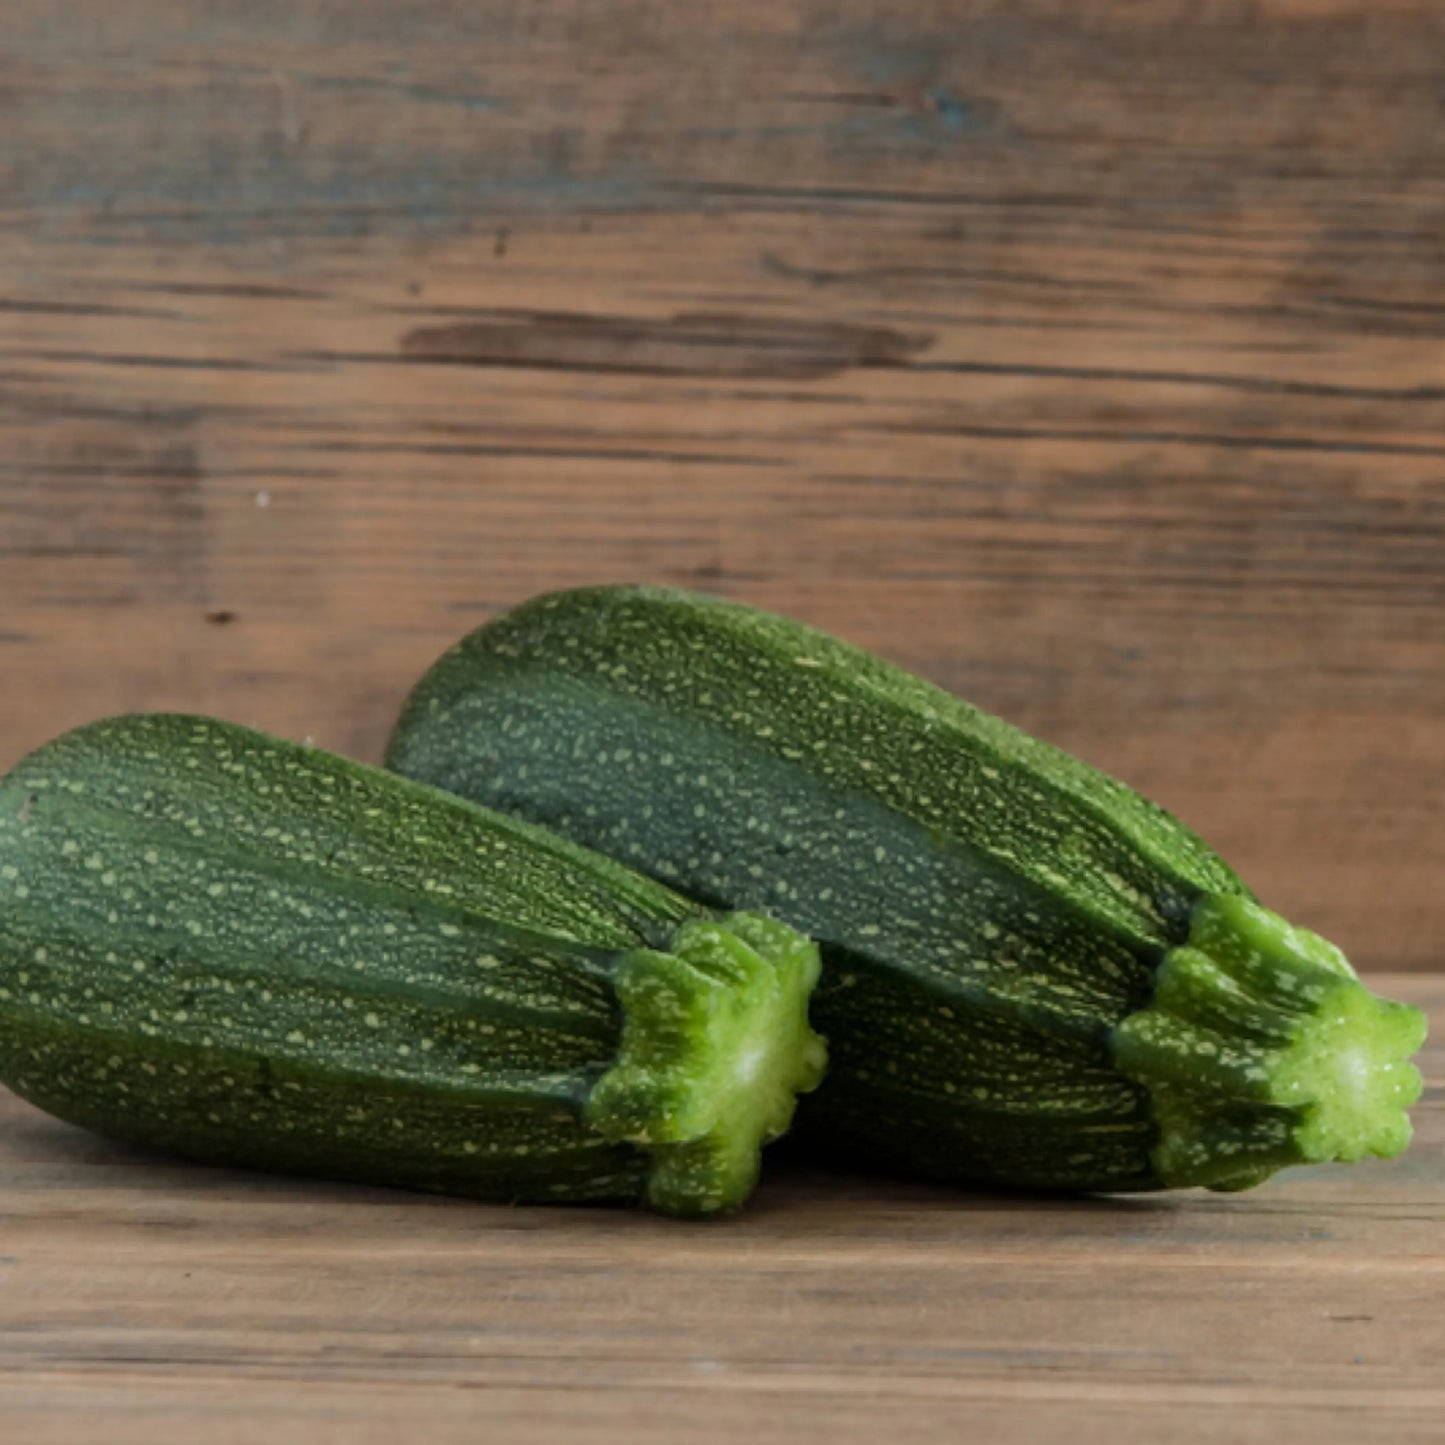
0,972 -> 1438,1444
2,1 -> 1444,969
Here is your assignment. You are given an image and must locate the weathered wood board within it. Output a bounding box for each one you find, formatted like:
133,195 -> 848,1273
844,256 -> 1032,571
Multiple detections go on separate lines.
2,1 -> 1442,987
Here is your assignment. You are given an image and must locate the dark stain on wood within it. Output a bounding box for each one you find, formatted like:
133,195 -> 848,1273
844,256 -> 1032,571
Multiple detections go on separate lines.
124,281 -> 332,302
6,350 -> 314,375
295,434 -> 782,468
398,311 -> 932,379
0,298 -> 185,321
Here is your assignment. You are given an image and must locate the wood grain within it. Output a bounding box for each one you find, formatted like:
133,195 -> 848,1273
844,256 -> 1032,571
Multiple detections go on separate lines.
2,0 -> 1444,969
0,973 -> 1440,1444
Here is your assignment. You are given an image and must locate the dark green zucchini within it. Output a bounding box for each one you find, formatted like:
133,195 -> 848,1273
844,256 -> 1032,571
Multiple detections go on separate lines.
0,714 -> 825,1216
386,585 -> 1425,1194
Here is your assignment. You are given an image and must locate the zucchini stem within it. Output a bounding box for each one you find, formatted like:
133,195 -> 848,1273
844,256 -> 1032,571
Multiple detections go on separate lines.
1111,894 -> 1426,1191
586,912 -> 827,1215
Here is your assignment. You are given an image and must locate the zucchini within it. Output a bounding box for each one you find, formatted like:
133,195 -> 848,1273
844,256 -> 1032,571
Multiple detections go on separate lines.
0,714 -> 825,1216
387,585 -> 1426,1194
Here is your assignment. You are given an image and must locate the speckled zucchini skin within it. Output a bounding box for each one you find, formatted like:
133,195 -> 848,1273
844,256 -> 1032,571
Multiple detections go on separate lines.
385,586 -> 1423,1192
0,714 -> 825,1214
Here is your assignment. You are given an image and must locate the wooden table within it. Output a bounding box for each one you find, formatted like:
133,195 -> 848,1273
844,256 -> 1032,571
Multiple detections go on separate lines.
0,976 -> 1439,1443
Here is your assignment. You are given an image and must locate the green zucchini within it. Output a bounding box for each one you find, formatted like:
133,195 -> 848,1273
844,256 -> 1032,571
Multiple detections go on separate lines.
0,714 -> 825,1216
387,585 -> 1426,1194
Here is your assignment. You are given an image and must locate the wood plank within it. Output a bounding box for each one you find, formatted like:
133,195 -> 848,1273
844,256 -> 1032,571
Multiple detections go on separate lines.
2,0 -> 1443,971
0,974 -> 1440,1443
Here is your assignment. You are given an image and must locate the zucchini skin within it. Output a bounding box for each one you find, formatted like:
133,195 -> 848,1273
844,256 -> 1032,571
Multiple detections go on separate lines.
386,585 -> 1425,1193
0,714 -> 825,1215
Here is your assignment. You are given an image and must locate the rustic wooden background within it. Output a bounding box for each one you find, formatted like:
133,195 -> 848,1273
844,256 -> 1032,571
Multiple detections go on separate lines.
3,0 -> 1443,985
